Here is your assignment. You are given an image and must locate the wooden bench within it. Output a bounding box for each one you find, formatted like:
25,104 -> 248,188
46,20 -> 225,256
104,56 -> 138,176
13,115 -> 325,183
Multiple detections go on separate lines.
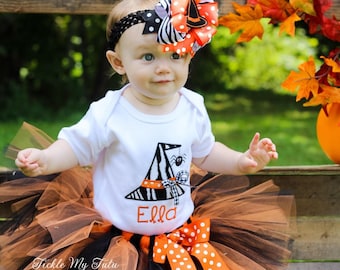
0,1 -> 339,269
249,165 -> 340,270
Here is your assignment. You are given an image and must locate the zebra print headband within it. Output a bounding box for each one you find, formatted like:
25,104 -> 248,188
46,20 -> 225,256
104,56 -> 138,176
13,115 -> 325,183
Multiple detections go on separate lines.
108,0 -> 218,56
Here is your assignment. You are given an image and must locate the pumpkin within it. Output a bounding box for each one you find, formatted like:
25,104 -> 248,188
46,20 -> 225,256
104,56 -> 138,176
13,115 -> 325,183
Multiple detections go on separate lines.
316,103 -> 340,164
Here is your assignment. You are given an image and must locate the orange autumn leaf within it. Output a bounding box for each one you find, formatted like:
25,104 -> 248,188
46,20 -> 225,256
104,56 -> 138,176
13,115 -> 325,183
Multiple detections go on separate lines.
281,56 -> 319,101
219,3 -> 264,42
290,0 -> 316,16
304,84 -> 340,106
320,56 -> 340,73
279,11 -> 302,36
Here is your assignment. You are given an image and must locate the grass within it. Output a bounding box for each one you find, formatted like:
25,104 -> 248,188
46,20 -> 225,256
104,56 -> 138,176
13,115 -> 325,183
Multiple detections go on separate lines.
204,89 -> 331,166
0,89 -> 332,169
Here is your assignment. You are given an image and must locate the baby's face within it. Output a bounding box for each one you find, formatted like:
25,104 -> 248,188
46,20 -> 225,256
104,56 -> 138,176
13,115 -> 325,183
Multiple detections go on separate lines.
114,23 -> 191,104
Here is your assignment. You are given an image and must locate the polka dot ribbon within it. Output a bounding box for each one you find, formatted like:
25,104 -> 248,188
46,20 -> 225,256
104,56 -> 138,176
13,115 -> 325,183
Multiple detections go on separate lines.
153,218 -> 229,269
156,0 -> 218,56
108,9 -> 161,50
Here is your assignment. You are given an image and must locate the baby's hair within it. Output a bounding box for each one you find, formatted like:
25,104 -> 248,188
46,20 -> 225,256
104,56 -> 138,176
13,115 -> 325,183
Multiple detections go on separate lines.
105,0 -> 159,84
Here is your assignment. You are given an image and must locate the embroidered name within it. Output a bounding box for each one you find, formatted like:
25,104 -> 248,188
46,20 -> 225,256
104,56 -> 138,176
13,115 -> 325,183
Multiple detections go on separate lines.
137,205 -> 177,223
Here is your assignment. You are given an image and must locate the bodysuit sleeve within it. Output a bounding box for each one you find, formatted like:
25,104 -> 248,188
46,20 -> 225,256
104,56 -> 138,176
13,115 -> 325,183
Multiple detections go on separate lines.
58,90 -> 121,166
181,88 -> 215,159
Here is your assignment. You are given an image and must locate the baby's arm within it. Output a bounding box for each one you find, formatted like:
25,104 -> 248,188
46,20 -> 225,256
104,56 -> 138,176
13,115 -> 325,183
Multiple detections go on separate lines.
15,139 -> 78,177
192,132 -> 278,175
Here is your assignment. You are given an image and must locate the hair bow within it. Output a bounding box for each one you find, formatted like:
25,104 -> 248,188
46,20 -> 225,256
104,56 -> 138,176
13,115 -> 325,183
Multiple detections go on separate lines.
156,0 -> 218,55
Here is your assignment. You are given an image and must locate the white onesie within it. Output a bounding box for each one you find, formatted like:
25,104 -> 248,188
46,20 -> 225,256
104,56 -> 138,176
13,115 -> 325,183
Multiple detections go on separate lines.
58,84 -> 215,235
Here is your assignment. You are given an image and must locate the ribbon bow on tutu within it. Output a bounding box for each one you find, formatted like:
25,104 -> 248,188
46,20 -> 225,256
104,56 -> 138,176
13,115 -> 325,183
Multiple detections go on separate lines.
153,218 -> 229,269
155,0 -> 218,55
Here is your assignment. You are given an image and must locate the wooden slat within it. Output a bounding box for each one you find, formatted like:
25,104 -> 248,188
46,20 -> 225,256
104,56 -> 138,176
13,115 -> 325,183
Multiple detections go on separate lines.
0,0 -> 115,14
0,0 -> 339,18
288,263 -> 340,270
292,217 -> 340,260
257,164 -> 340,176
250,170 -> 340,216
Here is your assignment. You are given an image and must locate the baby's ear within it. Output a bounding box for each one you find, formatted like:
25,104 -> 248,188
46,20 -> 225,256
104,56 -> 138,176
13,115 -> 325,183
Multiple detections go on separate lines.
106,50 -> 125,75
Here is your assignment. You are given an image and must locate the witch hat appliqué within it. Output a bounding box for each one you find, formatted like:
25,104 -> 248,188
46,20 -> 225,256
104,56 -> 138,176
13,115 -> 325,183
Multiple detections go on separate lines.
125,143 -> 188,205
186,0 -> 207,28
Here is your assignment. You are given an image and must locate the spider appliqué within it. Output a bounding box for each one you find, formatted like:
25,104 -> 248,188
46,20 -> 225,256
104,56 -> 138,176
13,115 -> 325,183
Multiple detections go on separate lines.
171,154 -> 187,166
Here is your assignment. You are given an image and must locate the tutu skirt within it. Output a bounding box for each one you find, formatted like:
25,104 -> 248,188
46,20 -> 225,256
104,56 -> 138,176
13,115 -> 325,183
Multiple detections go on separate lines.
0,123 -> 295,270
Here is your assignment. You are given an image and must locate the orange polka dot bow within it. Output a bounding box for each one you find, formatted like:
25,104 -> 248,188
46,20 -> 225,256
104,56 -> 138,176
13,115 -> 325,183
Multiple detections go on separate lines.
156,0 -> 218,56
153,218 -> 229,269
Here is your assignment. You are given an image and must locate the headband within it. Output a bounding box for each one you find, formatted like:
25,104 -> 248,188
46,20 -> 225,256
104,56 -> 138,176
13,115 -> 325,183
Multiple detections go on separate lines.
108,0 -> 218,56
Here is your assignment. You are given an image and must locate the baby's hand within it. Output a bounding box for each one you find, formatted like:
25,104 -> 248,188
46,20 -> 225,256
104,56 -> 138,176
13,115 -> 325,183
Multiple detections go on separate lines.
16,148 -> 47,177
238,133 -> 278,174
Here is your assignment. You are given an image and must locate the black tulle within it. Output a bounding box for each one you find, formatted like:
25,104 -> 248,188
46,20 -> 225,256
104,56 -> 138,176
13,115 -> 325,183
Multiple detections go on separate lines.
0,194 -> 40,234
69,227 -> 120,270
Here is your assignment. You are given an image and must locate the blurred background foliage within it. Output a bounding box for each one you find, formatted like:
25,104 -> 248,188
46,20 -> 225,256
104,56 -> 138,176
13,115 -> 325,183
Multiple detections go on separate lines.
0,14 -> 324,120
0,14 -> 110,120
188,20 -> 321,93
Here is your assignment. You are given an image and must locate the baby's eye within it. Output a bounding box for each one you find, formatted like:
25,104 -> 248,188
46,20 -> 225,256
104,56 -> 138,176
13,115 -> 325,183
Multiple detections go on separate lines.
142,53 -> 154,61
